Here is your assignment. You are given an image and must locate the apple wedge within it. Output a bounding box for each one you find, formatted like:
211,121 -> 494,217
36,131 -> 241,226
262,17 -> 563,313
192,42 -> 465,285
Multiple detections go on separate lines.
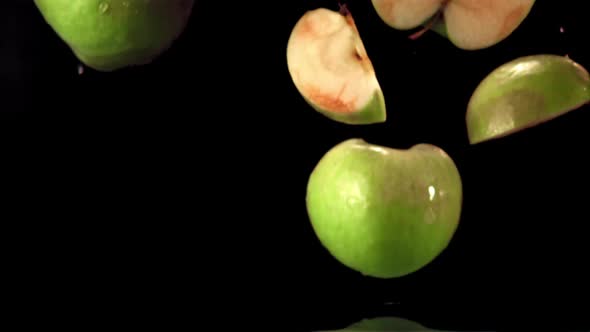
466,55 -> 590,144
372,0 -> 535,50
286,7 -> 386,125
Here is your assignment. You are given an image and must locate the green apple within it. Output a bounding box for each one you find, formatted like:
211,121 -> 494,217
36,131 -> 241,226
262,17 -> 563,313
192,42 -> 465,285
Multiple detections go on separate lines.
286,7 -> 386,125
372,0 -> 535,50
466,54 -> 590,144
306,139 -> 462,279
317,317 -> 433,331
34,0 -> 194,71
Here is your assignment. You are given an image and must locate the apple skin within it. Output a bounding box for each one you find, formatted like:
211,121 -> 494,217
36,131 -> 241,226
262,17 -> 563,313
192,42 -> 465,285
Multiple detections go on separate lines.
34,0 -> 194,71
466,54 -> 590,144
341,317 -> 430,331
303,90 -> 386,125
306,139 -> 462,279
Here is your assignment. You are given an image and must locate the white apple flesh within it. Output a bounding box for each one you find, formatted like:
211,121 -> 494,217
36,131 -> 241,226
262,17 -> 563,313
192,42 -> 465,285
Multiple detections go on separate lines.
372,0 -> 535,50
286,7 -> 386,125
372,0 -> 445,30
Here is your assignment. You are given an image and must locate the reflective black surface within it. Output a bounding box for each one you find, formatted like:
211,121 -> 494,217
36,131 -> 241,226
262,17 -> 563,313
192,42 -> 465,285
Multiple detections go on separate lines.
2,1 -> 589,330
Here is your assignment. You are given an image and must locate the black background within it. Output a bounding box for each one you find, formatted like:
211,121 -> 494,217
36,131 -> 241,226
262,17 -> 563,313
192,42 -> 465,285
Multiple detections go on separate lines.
2,1 -> 590,330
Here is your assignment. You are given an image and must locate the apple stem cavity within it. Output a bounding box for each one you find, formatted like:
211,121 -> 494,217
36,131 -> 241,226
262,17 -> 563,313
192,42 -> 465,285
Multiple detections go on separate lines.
336,4 -> 367,63
347,11 -> 371,66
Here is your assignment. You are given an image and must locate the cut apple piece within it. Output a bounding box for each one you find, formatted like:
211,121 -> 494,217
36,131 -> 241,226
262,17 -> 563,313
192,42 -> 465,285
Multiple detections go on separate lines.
466,54 -> 590,144
372,0 -> 535,50
286,7 -> 386,125
372,0 -> 444,30
444,0 -> 535,50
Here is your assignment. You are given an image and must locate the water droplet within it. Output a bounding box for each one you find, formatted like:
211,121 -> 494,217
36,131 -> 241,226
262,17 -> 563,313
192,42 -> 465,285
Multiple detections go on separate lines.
123,1 -> 130,7
99,2 -> 110,14
424,207 -> 436,225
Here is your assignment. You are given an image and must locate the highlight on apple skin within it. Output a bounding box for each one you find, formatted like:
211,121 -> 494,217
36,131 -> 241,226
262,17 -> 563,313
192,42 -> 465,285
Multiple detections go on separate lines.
306,138 -> 463,279
371,0 -> 535,50
466,54 -> 590,145
286,7 -> 387,125
34,0 -> 195,72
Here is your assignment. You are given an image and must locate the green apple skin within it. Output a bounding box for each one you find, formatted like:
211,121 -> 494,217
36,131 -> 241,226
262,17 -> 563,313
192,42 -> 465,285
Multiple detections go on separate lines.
306,139 -> 462,279
34,0 -> 194,71
303,90 -> 387,125
341,317 -> 429,331
467,54 -> 590,144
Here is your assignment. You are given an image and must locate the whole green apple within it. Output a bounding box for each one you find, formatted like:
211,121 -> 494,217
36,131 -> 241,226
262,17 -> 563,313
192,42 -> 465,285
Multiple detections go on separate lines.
372,0 -> 535,50
466,54 -> 590,144
34,0 -> 195,71
306,139 -> 462,279
286,7 -> 386,125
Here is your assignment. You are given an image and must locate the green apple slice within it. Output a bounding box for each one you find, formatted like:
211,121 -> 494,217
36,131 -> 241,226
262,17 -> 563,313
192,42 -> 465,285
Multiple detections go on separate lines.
286,7 -> 386,125
306,139 -> 462,279
466,54 -> 590,144
372,0 -> 535,50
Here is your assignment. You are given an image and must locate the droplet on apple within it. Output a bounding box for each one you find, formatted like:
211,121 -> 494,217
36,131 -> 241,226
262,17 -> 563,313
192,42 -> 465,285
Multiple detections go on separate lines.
306,139 -> 463,279
34,0 -> 194,72
466,54 -> 590,144
286,7 -> 387,125
372,0 -> 536,50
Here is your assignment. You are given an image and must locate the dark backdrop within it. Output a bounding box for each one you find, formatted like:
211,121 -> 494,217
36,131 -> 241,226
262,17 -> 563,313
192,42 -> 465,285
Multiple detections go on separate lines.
2,1 -> 589,331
